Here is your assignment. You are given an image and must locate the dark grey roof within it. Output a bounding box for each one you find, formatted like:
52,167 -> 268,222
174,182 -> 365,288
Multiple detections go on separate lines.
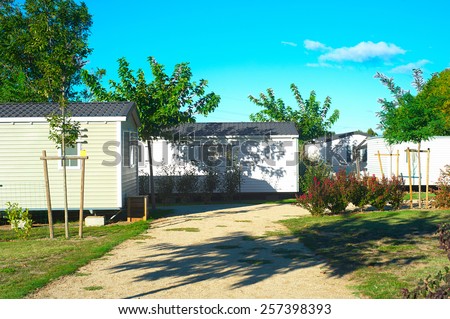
311,131 -> 370,143
171,122 -> 298,137
0,102 -> 135,118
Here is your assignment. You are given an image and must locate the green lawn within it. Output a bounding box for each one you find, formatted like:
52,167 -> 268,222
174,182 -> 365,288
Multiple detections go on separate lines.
403,192 -> 436,200
0,209 -> 172,299
280,209 -> 450,298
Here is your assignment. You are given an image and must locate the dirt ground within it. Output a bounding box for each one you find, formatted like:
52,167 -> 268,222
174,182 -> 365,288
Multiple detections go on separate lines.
28,203 -> 356,299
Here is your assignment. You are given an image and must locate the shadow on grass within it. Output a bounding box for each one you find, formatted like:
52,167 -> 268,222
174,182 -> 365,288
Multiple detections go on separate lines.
108,231 -> 321,299
283,210 -> 450,277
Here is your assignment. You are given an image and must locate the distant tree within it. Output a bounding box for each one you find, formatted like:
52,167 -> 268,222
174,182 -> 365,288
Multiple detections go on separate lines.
249,84 -> 340,144
0,0 -> 93,238
82,57 -> 220,209
367,128 -> 378,136
375,69 -> 447,207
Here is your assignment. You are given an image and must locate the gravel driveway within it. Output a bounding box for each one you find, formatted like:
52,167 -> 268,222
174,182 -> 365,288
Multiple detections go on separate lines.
29,203 -> 356,299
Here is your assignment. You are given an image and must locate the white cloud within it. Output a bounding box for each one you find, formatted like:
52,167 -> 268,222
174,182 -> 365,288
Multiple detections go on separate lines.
306,62 -> 334,68
319,41 -> 406,63
281,41 -> 298,47
304,39 -> 330,51
390,59 -> 431,73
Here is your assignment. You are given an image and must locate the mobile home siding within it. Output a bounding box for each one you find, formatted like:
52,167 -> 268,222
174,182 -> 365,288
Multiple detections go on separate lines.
0,121 -> 119,210
240,137 -> 298,192
366,136 -> 450,186
146,135 -> 299,193
120,116 -> 139,204
304,132 -> 369,173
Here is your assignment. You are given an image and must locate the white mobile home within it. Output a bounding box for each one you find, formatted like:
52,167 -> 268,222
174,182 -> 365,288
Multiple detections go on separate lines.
304,131 -> 369,173
0,102 -> 140,211
366,136 -> 450,186
139,122 -> 299,193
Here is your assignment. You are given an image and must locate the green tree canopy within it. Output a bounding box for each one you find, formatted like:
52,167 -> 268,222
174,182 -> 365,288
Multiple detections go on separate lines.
82,56 -> 220,209
0,0 -> 92,103
82,57 -> 220,140
375,69 -> 446,145
416,69 -> 450,134
248,84 -> 340,143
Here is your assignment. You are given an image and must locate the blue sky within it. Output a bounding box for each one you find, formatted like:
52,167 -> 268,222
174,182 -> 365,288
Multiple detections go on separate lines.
83,0 -> 450,134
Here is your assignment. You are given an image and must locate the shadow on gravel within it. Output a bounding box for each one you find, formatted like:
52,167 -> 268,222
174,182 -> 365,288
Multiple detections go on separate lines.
150,203 -> 292,229
157,203 -> 286,217
109,231 -> 321,299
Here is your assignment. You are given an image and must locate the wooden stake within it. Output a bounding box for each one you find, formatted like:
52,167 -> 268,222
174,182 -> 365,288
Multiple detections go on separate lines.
40,153 -> 89,238
79,157 -> 86,238
143,195 -> 148,221
374,152 -> 400,178
396,150 -> 400,177
406,148 -> 413,208
42,150 -> 54,239
356,155 -> 360,178
377,151 -> 384,178
417,142 -> 422,209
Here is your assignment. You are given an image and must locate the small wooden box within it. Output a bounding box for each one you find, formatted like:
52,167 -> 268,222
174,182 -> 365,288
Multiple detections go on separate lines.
127,195 -> 149,222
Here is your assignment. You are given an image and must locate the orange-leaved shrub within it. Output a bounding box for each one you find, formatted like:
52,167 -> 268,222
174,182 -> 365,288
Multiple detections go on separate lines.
296,170 -> 405,215
434,165 -> 450,209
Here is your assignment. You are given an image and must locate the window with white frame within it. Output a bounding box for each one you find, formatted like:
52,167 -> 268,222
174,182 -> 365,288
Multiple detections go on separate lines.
123,131 -> 139,168
138,142 -> 145,167
58,144 -> 81,169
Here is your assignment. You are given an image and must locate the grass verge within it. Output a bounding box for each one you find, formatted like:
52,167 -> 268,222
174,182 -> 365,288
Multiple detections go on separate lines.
0,209 -> 172,299
280,209 -> 450,298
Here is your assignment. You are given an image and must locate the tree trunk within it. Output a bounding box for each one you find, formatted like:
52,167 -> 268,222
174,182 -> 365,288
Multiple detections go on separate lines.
417,142 -> 422,209
147,140 -> 156,210
62,104 -> 70,239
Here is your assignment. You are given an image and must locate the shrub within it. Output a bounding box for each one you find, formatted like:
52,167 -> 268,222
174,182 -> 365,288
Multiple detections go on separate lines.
222,164 -> 241,200
297,170 -> 405,215
139,171 -> 149,195
440,223 -> 450,260
296,171 -> 348,216
366,175 -> 390,211
402,267 -> 450,299
387,175 -> 405,210
326,170 -> 349,214
200,166 -> 220,203
434,165 -> 450,208
296,177 -> 328,216
346,173 -> 369,210
176,166 -> 199,202
156,165 -> 176,203
5,202 -> 33,239
402,223 -> 450,299
299,160 -> 332,194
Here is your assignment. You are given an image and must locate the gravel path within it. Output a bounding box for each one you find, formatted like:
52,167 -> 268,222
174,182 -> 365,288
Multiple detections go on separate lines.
28,203 -> 356,299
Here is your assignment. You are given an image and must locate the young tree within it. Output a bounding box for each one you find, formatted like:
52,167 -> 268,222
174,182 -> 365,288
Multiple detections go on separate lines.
249,83 -> 340,144
375,69 -> 447,207
0,0 -> 93,237
82,57 -> 220,209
